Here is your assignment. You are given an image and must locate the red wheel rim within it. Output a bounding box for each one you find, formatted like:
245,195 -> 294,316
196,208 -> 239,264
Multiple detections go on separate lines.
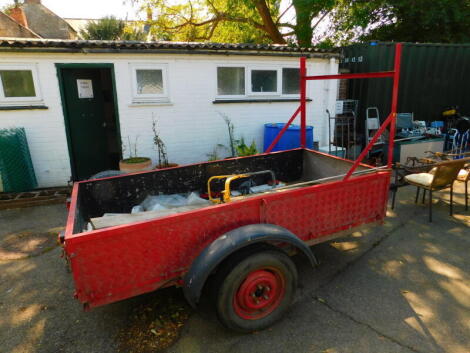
233,267 -> 285,320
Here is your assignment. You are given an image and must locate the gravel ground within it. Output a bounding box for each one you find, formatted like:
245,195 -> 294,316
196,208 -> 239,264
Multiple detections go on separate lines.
0,184 -> 468,353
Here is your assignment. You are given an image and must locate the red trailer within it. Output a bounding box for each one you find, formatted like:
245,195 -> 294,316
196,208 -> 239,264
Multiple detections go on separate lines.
61,44 -> 403,332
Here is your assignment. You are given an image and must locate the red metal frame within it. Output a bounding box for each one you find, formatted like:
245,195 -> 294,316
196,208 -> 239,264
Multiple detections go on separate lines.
265,43 -> 403,178
300,57 -> 307,148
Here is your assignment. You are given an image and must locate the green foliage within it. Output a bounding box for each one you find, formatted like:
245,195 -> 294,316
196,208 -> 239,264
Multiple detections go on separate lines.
219,112 -> 236,157
122,25 -> 148,41
2,3 -> 16,15
235,137 -> 258,157
80,16 -> 125,40
215,112 -> 258,157
123,157 -> 150,163
291,0 -> 336,46
315,38 -> 336,49
211,0 -> 279,43
211,20 -> 268,44
129,0 -> 470,47
80,16 -> 146,41
152,117 -> 169,168
331,0 -> 470,44
129,0 -> 287,43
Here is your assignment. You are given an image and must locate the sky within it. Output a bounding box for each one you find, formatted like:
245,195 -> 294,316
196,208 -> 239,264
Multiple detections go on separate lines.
0,0 -> 141,20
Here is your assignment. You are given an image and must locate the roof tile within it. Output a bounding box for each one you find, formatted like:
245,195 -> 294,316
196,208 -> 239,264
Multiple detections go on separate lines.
0,38 -> 339,57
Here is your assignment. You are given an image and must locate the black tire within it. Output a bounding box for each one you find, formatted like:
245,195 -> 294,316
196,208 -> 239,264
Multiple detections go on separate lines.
89,170 -> 126,180
213,249 -> 297,332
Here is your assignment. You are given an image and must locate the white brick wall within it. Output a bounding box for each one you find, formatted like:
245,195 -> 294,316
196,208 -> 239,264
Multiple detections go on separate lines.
0,52 -> 338,188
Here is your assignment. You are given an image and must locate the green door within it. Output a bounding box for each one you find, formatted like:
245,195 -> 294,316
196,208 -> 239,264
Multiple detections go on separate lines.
60,68 -> 119,180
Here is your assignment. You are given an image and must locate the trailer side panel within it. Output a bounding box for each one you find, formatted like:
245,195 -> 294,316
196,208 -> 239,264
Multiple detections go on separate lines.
65,171 -> 390,308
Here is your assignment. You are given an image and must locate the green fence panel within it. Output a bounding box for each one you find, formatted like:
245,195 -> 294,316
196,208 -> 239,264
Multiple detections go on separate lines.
341,42 -> 470,124
0,127 -> 37,192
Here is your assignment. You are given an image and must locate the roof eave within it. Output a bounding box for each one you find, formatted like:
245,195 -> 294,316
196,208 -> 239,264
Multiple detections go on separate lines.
0,45 -> 340,58
0,38 -> 340,58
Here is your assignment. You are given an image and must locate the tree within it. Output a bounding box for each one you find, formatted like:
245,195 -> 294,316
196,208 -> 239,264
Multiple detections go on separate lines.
80,16 -> 146,41
122,25 -> 148,41
130,0 -> 335,47
331,0 -> 470,44
130,0 -> 470,46
80,16 -> 125,40
142,0 -> 275,43
2,1 -> 19,15
290,0 -> 335,47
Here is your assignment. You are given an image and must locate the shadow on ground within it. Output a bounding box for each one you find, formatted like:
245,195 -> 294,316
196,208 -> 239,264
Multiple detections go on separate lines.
0,184 -> 468,353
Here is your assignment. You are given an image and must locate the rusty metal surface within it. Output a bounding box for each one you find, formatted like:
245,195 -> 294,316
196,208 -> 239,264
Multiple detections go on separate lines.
64,168 -> 390,309
77,150 -> 302,222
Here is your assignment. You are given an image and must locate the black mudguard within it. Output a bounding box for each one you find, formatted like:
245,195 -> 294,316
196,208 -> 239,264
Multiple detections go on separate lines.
183,223 -> 318,308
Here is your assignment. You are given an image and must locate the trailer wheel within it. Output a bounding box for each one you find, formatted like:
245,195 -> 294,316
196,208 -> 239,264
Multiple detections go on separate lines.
213,249 -> 297,332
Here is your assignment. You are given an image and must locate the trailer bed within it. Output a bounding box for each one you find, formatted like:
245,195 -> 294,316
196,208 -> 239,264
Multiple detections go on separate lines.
64,149 -> 389,309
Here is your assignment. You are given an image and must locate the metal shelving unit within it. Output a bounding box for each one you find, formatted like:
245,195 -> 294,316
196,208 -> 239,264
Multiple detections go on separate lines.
327,100 -> 358,159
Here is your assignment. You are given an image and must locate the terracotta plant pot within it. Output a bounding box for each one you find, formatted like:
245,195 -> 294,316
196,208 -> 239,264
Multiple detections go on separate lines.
119,157 -> 152,173
156,163 -> 179,170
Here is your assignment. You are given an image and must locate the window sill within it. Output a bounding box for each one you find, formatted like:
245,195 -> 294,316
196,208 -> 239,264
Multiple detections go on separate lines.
213,98 -> 312,104
0,105 -> 48,111
129,100 -> 173,107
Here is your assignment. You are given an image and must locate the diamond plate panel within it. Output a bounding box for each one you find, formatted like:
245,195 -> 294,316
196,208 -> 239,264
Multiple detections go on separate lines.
67,172 -> 390,308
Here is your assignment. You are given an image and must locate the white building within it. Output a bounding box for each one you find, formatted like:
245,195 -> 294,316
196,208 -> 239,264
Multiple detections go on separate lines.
0,39 -> 339,188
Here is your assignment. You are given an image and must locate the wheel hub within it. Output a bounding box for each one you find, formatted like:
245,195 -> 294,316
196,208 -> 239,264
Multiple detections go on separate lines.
233,268 -> 285,320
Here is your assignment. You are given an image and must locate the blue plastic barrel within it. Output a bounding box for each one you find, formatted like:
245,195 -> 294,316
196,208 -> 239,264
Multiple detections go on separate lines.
430,121 -> 444,128
263,123 -> 313,152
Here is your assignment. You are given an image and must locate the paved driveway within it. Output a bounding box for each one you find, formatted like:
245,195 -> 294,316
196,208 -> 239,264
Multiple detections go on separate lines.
0,184 -> 468,353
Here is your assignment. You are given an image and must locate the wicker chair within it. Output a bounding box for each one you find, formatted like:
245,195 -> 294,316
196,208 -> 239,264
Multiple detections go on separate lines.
402,158 -> 469,222
456,165 -> 470,210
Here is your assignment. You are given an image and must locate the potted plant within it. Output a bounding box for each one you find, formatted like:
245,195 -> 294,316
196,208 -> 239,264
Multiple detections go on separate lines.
152,117 -> 178,169
119,136 -> 152,172
213,112 -> 258,158
235,137 -> 258,156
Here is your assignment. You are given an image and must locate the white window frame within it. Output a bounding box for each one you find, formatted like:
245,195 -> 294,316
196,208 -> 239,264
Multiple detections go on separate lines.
130,63 -> 169,103
248,66 -> 281,96
0,64 -> 43,105
280,66 -> 301,97
215,65 -> 247,99
215,63 -> 301,100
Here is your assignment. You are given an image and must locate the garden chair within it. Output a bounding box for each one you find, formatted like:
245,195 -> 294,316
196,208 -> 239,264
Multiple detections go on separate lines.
456,164 -> 470,210
401,158 -> 469,222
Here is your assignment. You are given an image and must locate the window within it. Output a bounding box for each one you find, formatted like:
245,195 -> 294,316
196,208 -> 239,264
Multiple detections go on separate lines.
217,67 -> 245,96
136,69 -> 163,95
251,69 -> 278,94
0,65 -> 42,104
282,68 -> 300,95
131,64 -> 168,103
216,65 -> 301,99
1,70 -> 36,97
